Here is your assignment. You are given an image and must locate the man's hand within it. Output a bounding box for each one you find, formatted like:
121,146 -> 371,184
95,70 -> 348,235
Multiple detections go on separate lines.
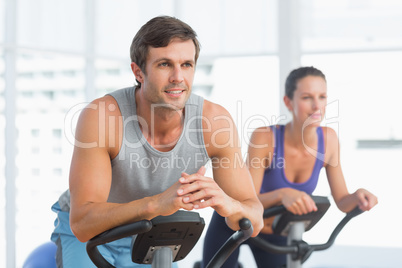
177,166 -> 240,216
176,166 -> 263,236
152,177 -> 197,217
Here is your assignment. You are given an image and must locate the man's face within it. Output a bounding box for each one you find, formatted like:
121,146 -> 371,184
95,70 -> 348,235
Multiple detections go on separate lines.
138,38 -> 196,111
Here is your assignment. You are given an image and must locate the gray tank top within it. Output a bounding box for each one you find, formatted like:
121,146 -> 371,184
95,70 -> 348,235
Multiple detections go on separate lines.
107,87 -> 209,203
57,87 -> 209,211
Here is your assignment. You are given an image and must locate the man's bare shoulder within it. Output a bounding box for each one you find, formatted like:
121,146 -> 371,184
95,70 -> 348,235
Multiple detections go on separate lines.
202,99 -> 232,120
80,95 -> 121,119
94,94 -> 119,111
75,96 -> 120,148
201,99 -> 240,156
201,99 -> 236,136
250,126 -> 273,144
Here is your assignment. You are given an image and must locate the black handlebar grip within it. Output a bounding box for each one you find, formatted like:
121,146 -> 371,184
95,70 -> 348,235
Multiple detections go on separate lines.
206,218 -> 253,268
239,218 -> 252,231
347,206 -> 364,218
238,218 -> 253,242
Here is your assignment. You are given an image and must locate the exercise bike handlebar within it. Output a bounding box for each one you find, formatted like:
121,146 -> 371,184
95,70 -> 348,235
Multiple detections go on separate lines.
263,205 -> 287,219
310,206 -> 363,251
87,213 -> 253,268
251,205 -> 364,261
206,218 -> 253,268
86,220 -> 153,268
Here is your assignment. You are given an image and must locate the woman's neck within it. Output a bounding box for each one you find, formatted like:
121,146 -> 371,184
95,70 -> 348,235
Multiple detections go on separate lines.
286,121 -> 317,149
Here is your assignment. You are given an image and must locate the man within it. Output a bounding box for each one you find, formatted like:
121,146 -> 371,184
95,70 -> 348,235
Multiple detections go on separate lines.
51,15 -> 263,267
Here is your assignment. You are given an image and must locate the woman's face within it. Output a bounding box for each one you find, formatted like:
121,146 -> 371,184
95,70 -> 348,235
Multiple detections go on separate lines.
286,75 -> 328,127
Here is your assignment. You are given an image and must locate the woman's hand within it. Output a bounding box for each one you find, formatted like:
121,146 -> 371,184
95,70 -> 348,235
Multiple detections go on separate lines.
354,188 -> 378,211
281,188 -> 318,215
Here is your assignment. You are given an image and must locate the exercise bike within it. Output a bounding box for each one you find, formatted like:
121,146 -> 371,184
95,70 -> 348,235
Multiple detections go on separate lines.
249,195 -> 364,268
86,210 -> 253,268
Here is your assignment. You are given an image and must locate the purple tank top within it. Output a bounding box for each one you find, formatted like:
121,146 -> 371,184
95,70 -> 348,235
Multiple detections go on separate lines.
260,125 -> 325,195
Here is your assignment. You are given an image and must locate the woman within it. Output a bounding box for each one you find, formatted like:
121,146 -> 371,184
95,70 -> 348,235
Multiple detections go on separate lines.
201,66 -> 378,268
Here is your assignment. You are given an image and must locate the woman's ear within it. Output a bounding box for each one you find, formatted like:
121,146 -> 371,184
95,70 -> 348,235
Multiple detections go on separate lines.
131,62 -> 144,83
284,95 -> 293,112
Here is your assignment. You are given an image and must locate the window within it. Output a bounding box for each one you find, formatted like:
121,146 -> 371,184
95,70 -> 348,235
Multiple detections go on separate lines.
95,59 -> 133,98
15,52 -> 83,265
178,0 -> 278,55
17,0 -> 85,52
301,0 -> 402,52
0,49 -> 6,268
52,129 -> 62,139
208,56 -> 280,154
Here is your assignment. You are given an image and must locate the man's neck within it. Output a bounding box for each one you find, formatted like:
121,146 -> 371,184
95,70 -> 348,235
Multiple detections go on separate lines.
136,92 -> 185,151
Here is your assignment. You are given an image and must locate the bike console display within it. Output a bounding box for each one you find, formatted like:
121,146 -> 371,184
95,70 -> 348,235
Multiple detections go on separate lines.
131,210 -> 205,264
